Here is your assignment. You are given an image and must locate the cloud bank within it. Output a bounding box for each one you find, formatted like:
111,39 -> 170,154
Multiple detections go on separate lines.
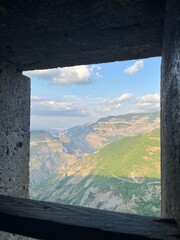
31,93 -> 160,129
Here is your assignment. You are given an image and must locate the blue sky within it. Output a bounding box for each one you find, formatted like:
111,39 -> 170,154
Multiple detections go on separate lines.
24,57 -> 161,130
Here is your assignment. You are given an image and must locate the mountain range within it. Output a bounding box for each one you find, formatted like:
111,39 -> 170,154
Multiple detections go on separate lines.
30,112 -> 160,216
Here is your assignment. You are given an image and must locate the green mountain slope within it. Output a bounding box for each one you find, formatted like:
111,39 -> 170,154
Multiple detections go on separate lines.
30,130 -> 161,217
64,129 -> 160,179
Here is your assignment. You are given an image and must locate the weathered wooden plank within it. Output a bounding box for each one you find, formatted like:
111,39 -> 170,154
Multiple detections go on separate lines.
0,195 -> 179,240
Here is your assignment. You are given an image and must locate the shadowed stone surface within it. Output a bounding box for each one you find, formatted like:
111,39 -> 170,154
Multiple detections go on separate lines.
0,61 -> 30,239
0,0 -> 164,71
161,0 -> 180,228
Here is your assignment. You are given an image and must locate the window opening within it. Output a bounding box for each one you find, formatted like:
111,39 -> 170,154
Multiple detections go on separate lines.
25,57 -> 161,217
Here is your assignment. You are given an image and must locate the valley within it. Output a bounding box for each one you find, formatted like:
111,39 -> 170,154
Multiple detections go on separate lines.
30,112 -> 160,217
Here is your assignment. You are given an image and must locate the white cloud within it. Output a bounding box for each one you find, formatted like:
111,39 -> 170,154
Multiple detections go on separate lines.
114,103 -> 122,109
31,96 -> 86,117
135,94 -> 160,112
117,93 -> 133,102
102,93 -> 133,105
136,93 -> 160,103
123,60 -> 144,75
52,65 -> 90,85
24,65 -> 102,85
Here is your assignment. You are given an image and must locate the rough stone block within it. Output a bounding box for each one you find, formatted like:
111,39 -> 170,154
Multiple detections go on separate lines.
0,61 -> 30,239
0,61 -> 30,131
161,0 -> 180,228
0,131 -> 29,197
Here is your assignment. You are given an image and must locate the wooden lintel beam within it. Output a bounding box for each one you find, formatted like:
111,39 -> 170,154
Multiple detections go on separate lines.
0,195 -> 179,240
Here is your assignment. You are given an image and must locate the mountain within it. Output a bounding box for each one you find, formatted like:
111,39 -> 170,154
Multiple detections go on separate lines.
30,112 -> 160,216
64,129 -> 160,179
58,112 -> 160,155
30,112 -> 160,185
30,131 -> 77,185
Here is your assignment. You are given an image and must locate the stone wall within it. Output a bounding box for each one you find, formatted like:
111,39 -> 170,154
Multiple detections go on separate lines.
161,0 -> 180,228
0,61 -> 30,239
0,0 -> 164,71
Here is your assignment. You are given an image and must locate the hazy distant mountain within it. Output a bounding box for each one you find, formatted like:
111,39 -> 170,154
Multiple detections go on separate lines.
30,112 -> 160,216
